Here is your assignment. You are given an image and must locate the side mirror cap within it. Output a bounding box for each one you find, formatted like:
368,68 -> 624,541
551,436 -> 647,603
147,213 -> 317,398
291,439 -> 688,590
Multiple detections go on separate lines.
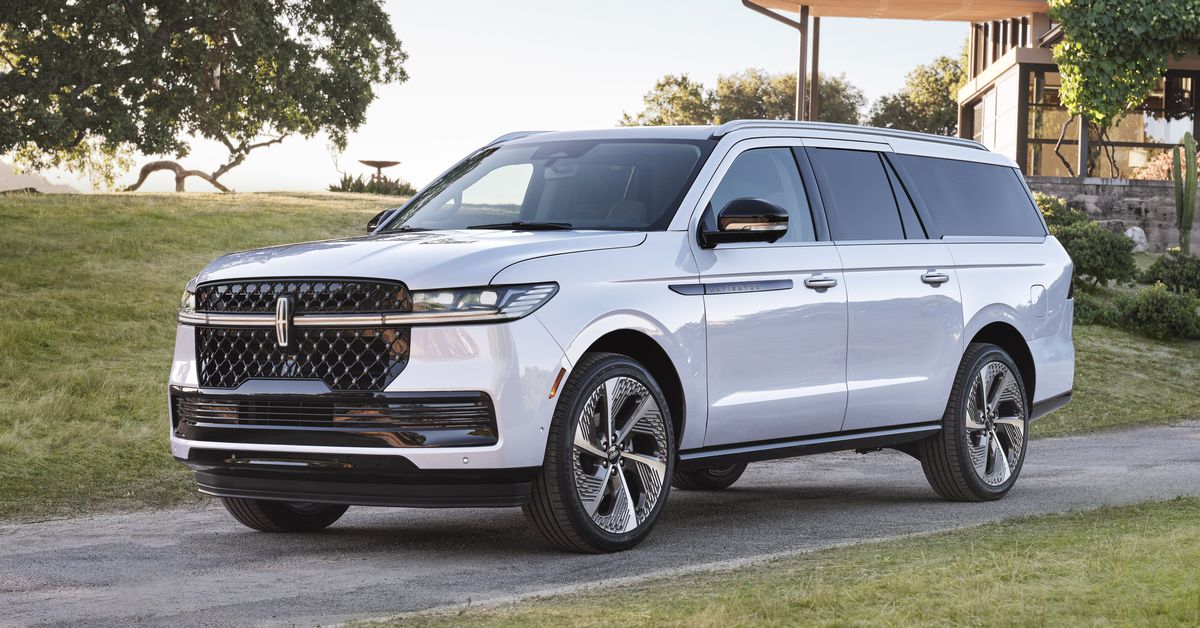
699,198 -> 788,248
367,209 -> 393,233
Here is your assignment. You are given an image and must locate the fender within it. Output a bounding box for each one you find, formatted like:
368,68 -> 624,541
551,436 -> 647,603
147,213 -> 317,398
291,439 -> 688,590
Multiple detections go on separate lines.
963,302 -> 1033,344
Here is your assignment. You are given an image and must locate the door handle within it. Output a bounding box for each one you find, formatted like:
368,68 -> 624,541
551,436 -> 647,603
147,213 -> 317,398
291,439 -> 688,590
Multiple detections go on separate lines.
804,276 -> 838,290
921,271 -> 951,285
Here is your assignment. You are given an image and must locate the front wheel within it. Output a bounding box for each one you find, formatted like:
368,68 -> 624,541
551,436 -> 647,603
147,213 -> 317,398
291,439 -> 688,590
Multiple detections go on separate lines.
524,353 -> 675,553
919,343 -> 1029,501
220,498 -> 348,532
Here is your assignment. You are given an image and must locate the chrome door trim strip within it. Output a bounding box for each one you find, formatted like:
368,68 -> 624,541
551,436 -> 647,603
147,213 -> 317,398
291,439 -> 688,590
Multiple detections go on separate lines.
669,279 -> 793,296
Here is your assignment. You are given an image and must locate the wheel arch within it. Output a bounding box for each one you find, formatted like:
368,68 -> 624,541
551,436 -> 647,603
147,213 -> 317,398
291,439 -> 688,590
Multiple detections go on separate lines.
582,329 -> 687,447
969,321 -> 1036,406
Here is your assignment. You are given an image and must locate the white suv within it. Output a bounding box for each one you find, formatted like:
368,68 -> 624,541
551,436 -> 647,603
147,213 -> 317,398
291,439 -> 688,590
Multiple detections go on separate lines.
170,121 -> 1074,552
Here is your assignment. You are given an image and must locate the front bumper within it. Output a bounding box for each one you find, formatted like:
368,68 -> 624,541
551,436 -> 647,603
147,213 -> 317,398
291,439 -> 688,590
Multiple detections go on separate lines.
181,449 -> 538,508
169,314 -> 569,484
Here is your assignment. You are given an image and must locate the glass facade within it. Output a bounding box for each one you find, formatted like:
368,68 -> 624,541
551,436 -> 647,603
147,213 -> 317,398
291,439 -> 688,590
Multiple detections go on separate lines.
968,65 -> 1200,179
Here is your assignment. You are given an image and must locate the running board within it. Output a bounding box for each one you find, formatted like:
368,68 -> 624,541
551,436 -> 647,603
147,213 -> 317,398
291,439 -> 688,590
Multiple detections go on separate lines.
676,423 -> 941,471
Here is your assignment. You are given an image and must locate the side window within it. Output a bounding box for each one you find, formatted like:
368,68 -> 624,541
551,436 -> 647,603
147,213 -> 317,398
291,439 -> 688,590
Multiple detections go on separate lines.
709,148 -> 815,243
884,160 -> 927,239
807,148 -> 905,241
891,154 -> 1047,237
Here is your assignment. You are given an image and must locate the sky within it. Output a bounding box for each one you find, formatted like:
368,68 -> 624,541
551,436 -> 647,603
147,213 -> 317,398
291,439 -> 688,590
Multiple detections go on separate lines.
41,0 -> 967,193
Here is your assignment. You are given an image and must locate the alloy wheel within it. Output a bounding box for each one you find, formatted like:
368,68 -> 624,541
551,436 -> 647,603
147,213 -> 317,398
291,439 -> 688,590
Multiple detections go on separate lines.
964,361 -> 1026,486
571,376 -> 670,534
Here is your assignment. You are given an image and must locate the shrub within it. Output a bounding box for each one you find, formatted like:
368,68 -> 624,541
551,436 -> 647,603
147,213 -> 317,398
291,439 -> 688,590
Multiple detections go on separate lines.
1142,250 -> 1200,294
329,173 -> 416,196
1073,291 -> 1121,326
1034,191 -> 1089,229
1054,221 -> 1138,287
1119,282 -> 1200,340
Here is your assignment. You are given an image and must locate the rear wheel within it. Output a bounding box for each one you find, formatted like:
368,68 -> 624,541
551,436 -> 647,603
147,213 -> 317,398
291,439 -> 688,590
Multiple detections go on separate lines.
524,353 -> 675,553
919,343 -> 1029,501
220,498 -> 349,532
672,463 -> 747,491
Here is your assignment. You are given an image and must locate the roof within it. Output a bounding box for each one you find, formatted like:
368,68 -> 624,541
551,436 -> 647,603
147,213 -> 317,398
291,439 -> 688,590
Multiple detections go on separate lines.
495,121 -> 985,151
752,0 -> 1048,21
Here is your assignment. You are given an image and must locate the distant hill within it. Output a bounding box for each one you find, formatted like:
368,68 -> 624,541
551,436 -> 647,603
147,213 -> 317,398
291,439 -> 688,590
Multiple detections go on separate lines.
0,160 -> 78,193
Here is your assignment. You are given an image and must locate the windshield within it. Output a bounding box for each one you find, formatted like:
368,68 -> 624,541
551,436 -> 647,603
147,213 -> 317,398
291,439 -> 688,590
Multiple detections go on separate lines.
382,139 -> 714,231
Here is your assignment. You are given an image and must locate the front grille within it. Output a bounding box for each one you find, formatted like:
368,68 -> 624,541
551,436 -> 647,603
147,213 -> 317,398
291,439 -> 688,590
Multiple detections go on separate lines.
196,279 -> 411,313
172,392 -> 498,448
193,278 -> 413,392
197,327 -> 409,391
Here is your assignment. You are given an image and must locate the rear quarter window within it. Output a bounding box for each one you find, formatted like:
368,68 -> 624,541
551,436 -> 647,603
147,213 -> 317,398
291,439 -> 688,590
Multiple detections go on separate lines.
891,154 -> 1046,238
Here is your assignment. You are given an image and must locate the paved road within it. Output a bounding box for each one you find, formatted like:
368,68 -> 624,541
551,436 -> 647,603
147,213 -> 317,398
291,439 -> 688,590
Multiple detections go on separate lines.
3,421 -> 1200,626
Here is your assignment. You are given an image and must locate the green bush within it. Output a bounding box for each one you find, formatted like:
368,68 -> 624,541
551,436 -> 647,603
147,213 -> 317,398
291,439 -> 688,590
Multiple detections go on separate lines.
1034,191 -> 1089,229
1142,250 -> 1200,294
1119,282 -> 1200,340
329,173 -> 416,196
1055,221 -> 1138,287
1073,291 -> 1121,326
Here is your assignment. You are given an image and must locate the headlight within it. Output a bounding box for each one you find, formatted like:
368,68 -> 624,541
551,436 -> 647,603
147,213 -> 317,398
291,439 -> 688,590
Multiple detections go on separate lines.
177,276 -> 200,323
406,283 -> 558,323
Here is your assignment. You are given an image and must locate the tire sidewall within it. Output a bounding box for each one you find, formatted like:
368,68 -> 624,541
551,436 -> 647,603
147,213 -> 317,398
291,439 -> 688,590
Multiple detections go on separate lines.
947,345 -> 1030,498
550,355 -> 675,551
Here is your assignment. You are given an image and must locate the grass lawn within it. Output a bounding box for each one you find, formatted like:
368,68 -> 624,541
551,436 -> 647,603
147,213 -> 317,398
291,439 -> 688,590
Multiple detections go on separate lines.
0,192 -> 394,519
384,497 -> 1200,627
0,192 -> 1197,518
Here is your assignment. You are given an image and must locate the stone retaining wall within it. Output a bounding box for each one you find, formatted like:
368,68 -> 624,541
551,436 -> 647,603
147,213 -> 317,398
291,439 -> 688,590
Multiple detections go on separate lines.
1026,176 -> 1198,253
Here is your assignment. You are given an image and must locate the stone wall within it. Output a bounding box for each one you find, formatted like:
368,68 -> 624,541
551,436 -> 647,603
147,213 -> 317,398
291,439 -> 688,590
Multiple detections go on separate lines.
1026,176 -> 1199,253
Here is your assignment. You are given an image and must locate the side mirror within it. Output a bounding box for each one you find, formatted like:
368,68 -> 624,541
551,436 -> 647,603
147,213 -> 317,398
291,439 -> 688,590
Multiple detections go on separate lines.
367,209 -> 392,232
699,198 -> 788,248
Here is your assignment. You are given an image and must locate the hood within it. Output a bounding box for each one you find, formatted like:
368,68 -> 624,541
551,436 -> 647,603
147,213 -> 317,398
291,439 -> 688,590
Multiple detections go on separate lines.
197,229 -> 646,289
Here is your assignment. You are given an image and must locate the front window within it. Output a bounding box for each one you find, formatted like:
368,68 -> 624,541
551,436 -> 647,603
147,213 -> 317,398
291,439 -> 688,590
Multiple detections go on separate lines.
383,139 -> 714,231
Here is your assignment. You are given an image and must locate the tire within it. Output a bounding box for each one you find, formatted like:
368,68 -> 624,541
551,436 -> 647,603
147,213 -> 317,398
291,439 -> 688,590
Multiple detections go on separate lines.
220,498 -> 349,532
918,342 -> 1030,502
672,463 -> 747,491
523,352 -> 676,553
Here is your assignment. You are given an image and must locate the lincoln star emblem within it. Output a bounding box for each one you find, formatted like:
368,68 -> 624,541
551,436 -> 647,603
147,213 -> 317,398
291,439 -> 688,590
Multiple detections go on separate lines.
274,296 -> 293,347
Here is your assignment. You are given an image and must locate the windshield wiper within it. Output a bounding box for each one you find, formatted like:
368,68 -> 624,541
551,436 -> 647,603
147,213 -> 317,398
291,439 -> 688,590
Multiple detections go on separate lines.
385,225 -> 432,232
467,221 -> 574,231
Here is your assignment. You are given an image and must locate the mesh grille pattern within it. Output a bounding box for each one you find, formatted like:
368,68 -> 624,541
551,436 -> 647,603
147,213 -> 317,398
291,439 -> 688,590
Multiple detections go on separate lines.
197,327 -> 410,391
196,279 -> 411,314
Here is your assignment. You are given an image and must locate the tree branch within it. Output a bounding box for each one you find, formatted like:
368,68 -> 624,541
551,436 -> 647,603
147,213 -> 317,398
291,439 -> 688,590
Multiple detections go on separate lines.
125,160 -> 231,192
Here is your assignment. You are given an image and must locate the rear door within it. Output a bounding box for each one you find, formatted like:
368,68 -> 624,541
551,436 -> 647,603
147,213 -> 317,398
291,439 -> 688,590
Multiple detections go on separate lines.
800,140 -> 964,431
692,139 -> 848,446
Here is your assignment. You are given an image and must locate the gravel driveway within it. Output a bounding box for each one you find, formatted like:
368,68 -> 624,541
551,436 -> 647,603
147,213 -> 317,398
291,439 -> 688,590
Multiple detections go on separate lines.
3,421 -> 1199,626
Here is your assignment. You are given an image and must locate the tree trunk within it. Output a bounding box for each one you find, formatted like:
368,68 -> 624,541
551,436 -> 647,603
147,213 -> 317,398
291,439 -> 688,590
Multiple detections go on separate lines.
124,160 -> 231,192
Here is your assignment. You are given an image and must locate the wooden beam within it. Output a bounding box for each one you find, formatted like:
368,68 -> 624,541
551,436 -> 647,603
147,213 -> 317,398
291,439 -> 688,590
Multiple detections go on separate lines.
809,17 -> 821,122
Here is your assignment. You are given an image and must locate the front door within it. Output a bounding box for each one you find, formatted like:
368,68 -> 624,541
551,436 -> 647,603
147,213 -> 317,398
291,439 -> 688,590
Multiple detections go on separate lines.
692,140 -> 849,446
801,142 -> 965,431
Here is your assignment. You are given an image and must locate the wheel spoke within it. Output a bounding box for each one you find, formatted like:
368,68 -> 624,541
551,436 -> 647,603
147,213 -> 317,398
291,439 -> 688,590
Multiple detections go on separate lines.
603,378 -> 619,443
615,394 -> 657,445
988,370 -> 1015,412
990,431 -> 1011,483
623,451 -> 666,490
573,421 -> 605,459
964,409 -> 986,431
580,466 -> 613,517
973,430 -> 990,476
612,467 -> 639,533
995,415 -> 1024,430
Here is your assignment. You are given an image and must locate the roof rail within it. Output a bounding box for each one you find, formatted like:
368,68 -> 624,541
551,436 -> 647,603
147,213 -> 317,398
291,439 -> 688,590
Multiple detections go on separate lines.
484,130 -> 553,147
710,120 -> 987,151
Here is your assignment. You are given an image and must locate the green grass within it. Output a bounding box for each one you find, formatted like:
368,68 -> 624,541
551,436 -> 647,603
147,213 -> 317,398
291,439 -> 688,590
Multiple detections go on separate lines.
384,497 -> 1200,627
1035,323 -> 1200,437
0,193 -> 1196,518
0,192 -> 395,519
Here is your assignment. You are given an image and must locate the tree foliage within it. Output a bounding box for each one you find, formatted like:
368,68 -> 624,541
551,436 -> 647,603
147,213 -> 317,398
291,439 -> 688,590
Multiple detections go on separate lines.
1050,0 -> 1200,126
867,54 -> 965,135
621,69 -> 864,126
0,1 -> 407,190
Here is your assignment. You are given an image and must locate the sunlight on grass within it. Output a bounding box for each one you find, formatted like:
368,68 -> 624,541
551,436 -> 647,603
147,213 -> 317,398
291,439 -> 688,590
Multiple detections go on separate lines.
386,498 -> 1200,627
0,192 -> 396,519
